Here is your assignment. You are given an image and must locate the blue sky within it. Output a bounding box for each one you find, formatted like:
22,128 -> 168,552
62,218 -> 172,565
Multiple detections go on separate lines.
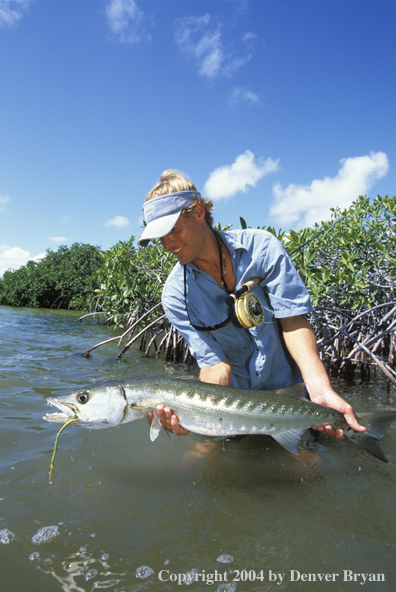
0,0 -> 395,276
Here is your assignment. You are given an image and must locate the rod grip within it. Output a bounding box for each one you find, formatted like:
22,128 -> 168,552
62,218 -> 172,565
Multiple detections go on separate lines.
224,277 -> 261,305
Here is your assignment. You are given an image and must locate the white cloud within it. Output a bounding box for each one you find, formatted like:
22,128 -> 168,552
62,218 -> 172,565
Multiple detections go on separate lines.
49,236 -> 68,244
229,87 -> 261,107
270,151 -> 389,227
60,215 -> 71,223
105,215 -> 129,228
106,0 -> 149,44
204,150 -> 280,201
0,0 -> 30,28
174,15 -> 254,80
0,246 -> 45,277
0,195 -> 10,213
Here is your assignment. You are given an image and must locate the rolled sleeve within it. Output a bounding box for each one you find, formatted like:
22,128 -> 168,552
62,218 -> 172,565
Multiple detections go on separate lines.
260,235 -> 313,318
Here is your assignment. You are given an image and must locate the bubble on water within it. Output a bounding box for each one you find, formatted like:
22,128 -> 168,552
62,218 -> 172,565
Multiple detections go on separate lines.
85,569 -> 98,581
0,529 -> 15,544
29,552 -> 40,561
79,546 -> 87,554
43,558 -> 52,564
135,565 -> 154,579
217,584 -> 237,592
164,559 -> 170,565
101,553 -> 109,561
31,525 -> 60,545
216,554 -> 234,564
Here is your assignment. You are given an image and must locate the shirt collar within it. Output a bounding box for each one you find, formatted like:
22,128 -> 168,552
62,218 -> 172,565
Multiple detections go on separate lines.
184,230 -> 247,279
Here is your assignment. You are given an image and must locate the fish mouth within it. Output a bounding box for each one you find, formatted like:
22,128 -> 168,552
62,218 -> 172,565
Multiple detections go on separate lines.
43,397 -> 80,423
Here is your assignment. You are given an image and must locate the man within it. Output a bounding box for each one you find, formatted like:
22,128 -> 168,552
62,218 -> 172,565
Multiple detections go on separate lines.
138,170 -> 365,439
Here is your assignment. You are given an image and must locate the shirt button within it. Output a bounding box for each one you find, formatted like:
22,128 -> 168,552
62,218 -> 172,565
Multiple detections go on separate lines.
254,372 -> 258,376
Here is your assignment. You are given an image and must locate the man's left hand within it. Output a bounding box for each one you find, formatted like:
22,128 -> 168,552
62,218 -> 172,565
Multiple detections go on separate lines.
309,388 -> 366,439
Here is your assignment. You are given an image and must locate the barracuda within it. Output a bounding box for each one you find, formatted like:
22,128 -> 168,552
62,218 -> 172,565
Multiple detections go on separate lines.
43,377 -> 396,461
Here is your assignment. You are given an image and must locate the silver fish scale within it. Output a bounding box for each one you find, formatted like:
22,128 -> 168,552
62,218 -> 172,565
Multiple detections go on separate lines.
123,377 -> 343,437
43,376 -> 396,462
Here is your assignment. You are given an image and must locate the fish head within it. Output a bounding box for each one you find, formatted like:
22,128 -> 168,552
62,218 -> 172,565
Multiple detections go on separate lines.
43,383 -> 129,428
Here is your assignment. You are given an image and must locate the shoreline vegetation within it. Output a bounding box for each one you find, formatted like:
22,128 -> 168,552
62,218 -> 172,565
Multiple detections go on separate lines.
1,195 -> 395,388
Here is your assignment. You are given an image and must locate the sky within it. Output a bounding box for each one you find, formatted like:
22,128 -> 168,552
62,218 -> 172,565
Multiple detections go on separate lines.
0,0 -> 395,276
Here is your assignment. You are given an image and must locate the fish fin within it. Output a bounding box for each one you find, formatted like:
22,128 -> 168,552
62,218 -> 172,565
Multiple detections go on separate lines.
149,413 -> 162,442
272,429 -> 305,456
277,383 -> 307,400
345,410 -> 396,462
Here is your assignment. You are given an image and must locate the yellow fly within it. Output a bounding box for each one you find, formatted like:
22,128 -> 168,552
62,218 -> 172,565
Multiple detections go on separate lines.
49,418 -> 78,483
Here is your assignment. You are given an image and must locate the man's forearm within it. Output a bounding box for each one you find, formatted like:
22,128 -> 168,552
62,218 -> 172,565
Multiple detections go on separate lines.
199,359 -> 232,386
279,315 -> 332,399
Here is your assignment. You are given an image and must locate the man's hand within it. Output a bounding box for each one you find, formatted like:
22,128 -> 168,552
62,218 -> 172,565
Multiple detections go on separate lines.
309,388 -> 366,439
280,315 -> 366,439
147,405 -> 189,436
146,360 -> 232,436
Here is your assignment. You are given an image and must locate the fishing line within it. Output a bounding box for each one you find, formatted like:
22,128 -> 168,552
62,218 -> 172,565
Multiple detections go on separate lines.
289,217 -> 343,255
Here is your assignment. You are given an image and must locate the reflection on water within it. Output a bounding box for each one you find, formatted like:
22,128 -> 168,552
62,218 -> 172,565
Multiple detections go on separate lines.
1,306 -> 396,592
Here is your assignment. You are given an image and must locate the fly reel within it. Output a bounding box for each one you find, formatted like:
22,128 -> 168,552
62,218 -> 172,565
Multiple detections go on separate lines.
235,292 -> 265,328
225,277 -> 265,329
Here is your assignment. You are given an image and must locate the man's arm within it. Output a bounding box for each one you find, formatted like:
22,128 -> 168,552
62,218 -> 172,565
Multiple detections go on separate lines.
199,359 -> 232,386
147,360 -> 232,435
280,314 -> 365,438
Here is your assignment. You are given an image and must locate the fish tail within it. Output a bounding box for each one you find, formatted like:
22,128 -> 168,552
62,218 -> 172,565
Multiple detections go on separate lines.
345,411 -> 396,462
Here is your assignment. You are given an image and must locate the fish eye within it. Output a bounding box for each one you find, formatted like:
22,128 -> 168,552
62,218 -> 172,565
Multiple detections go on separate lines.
77,391 -> 89,404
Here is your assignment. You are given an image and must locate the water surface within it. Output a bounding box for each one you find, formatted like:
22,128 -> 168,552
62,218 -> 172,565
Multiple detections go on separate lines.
1,305 -> 395,591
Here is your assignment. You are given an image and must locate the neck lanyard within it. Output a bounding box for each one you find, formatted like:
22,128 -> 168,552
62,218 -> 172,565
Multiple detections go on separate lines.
183,231 -> 234,332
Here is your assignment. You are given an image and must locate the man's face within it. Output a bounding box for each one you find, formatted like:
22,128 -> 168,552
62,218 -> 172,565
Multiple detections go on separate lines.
160,205 -> 206,265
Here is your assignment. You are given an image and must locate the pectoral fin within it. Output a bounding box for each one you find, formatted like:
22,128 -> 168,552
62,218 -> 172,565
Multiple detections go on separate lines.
149,413 -> 162,442
272,429 -> 305,456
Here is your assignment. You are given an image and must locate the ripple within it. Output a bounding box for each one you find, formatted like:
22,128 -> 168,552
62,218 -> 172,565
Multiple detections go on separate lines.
135,565 -> 154,579
0,529 -> 15,544
32,525 -> 60,545
216,554 -> 234,564
185,568 -> 198,585
217,584 -> 237,592
85,569 -> 98,581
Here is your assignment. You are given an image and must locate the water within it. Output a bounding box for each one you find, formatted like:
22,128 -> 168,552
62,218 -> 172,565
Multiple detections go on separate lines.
1,305 -> 396,592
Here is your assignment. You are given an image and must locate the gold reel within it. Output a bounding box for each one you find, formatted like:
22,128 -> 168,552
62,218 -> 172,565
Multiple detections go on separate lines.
235,292 -> 265,329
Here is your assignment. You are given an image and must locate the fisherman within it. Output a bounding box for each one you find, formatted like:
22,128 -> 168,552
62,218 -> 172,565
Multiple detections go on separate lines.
138,170 -> 365,439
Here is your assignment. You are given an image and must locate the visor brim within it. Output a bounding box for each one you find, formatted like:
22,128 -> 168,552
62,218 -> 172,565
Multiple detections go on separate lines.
138,211 -> 181,247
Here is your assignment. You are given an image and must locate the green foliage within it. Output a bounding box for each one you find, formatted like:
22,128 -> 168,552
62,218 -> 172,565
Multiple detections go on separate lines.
94,236 -> 175,327
280,195 -> 396,309
93,195 -> 395,333
0,243 -> 103,310
236,195 -> 395,309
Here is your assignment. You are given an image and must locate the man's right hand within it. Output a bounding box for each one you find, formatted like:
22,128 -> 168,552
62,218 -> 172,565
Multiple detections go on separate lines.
147,359 -> 232,437
147,405 -> 190,436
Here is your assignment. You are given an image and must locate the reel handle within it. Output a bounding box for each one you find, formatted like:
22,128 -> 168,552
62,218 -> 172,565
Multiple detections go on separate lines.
224,277 -> 261,305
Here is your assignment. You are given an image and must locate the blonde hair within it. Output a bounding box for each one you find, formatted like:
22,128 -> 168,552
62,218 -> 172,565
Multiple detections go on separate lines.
145,169 -> 214,227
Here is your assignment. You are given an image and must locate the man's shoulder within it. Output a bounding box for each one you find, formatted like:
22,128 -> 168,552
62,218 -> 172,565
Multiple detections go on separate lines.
223,228 -> 277,250
163,263 -> 183,295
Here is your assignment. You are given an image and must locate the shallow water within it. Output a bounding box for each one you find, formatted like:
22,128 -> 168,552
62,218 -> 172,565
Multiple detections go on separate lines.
1,305 -> 396,592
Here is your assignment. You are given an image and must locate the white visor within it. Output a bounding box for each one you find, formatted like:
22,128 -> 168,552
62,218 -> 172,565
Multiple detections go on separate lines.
138,190 -> 200,247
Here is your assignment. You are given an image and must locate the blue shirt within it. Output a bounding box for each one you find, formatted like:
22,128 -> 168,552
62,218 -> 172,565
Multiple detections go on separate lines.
161,229 -> 313,391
